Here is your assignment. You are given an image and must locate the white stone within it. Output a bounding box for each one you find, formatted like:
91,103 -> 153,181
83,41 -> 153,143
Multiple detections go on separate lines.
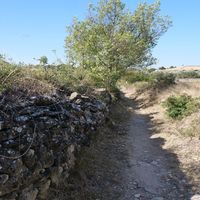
191,195 -> 200,200
69,92 -> 80,100
134,194 -> 141,198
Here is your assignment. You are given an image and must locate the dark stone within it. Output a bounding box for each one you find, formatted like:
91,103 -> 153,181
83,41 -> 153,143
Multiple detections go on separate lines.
0,92 -> 108,199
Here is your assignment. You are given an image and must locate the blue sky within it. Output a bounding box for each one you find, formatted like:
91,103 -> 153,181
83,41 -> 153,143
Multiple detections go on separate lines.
0,0 -> 200,67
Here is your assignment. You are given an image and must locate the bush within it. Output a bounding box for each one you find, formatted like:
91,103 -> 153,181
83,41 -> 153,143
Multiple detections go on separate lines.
122,71 -> 176,93
153,72 -> 176,88
123,70 -> 154,84
24,65 -> 94,93
123,71 -> 176,88
147,68 -> 156,73
164,95 -> 200,119
159,66 -> 166,70
0,62 -> 23,92
0,62 -> 95,95
177,71 -> 200,79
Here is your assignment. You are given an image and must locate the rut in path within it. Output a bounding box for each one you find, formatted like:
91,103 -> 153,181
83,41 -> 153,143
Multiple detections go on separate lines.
56,90 -> 193,200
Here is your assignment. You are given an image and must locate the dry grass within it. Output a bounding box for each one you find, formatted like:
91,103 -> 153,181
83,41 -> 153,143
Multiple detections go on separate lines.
178,114 -> 200,138
147,80 -> 200,137
156,80 -> 200,102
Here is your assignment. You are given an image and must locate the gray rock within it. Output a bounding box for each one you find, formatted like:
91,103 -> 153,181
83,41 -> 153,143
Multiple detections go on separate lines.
15,116 -> 30,123
0,121 -> 4,130
151,197 -> 164,200
135,194 -> 141,198
13,127 -> 23,133
31,109 -> 49,117
0,92 -> 108,199
151,160 -> 159,166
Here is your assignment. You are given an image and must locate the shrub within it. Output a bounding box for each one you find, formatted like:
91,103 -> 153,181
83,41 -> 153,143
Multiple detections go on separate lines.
164,95 -> 200,119
153,72 -> 176,88
123,71 -> 176,88
0,62 -> 23,92
147,68 -> 156,73
123,71 -> 154,84
122,71 -> 176,93
0,62 -> 95,95
177,71 -> 200,79
159,66 -> 166,70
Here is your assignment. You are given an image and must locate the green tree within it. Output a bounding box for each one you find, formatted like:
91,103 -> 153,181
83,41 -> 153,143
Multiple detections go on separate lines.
65,0 -> 172,90
39,56 -> 48,66
159,66 -> 166,70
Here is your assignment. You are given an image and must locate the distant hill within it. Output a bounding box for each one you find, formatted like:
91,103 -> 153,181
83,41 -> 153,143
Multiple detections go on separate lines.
167,65 -> 200,71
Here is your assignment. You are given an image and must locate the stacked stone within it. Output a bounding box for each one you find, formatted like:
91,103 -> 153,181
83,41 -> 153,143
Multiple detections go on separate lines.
0,92 -> 108,200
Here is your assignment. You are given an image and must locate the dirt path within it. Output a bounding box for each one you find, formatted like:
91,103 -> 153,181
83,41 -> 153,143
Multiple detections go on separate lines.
53,89 -> 196,200
120,89 -> 190,199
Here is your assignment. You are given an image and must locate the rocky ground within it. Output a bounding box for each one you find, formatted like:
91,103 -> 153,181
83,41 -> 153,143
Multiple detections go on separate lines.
59,87 -> 200,200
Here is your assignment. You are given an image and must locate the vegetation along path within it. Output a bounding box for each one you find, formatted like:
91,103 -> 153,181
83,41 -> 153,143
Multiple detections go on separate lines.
56,88 -> 196,200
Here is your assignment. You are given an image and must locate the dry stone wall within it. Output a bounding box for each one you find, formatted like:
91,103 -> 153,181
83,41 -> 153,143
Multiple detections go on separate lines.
0,91 -> 108,200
